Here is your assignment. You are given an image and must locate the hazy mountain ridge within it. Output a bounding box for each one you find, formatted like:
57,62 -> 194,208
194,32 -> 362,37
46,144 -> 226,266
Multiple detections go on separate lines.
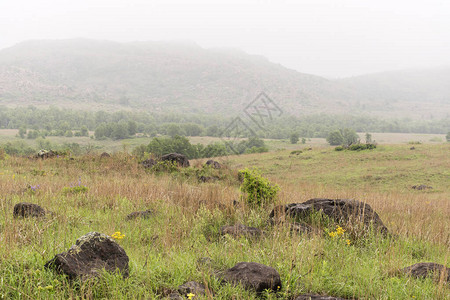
0,39 -> 448,118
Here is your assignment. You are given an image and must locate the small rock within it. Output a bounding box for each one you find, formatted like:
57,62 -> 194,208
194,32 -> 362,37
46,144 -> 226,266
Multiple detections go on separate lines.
220,262 -> 281,293
44,232 -> 129,279
198,175 -> 219,183
205,160 -> 221,169
100,152 -> 111,158
161,153 -> 190,167
141,158 -> 157,168
13,202 -> 46,218
411,185 -> 432,190
178,281 -> 206,297
220,224 -> 262,238
293,294 -> 349,300
126,209 -> 153,220
399,262 -> 450,282
36,149 -> 58,159
410,146 -> 415,150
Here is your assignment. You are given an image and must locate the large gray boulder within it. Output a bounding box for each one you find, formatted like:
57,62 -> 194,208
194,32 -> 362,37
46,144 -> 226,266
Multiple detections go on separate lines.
161,153 -> 190,167
220,262 -> 281,293
13,202 -> 46,218
270,198 -> 388,235
44,232 -> 129,279
399,262 -> 450,282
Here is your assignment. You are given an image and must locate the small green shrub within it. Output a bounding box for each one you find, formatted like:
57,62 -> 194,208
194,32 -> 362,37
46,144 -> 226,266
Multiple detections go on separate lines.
150,161 -> 178,173
239,168 -> 280,206
334,146 -> 345,151
62,185 -> 89,195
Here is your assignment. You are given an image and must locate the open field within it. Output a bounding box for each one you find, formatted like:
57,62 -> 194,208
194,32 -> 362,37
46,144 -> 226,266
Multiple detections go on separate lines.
0,129 -> 447,154
0,143 -> 449,299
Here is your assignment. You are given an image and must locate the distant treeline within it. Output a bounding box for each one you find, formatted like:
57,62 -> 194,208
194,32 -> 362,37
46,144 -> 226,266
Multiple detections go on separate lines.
0,106 -> 448,140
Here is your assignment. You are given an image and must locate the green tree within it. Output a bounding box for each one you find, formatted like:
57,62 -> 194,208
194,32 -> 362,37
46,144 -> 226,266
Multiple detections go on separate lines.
326,130 -> 344,145
290,132 -> 299,144
446,132 -> 450,142
18,127 -> 27,139
127,121 -> 137,136
365,133 -> 372,143
80,126 -> 89,137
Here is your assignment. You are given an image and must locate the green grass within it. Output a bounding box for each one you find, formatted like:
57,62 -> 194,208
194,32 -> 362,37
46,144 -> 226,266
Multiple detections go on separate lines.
0,145 -> 449,299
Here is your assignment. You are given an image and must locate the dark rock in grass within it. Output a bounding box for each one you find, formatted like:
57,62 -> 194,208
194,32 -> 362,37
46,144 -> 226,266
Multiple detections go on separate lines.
293,294 -> 349,300
36,149 -> 57,159
178,281 -> 206,297
126,209 -> 153,220
44,232 -> 129,279
141,158 -> 157,168
220,224 -> 262,238
198,175 -> 219,183
411,184 -> 433,190
220,262 -> 281,293
399,262 -> 450,282
205,160 -> 222,169
13,202 -> 46,218
270,198 -> 388,235
100,152 -> 111,158
161,153 -> 190,167
410,146 -> 415,150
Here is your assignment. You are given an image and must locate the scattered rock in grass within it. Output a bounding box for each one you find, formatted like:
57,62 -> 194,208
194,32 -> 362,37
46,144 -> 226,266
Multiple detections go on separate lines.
205,159 -> 222,169
161,153 -> 190,167
399,262 -> 450,282
409,146 -> 415,150
293,294 -> 349,300
178,281 -> 206,297
270,198 -> 389,235
220,224 -> 262,238
220,262 -> 281,293
411,184 -> 433,190
13,202 -> 46,218
141,158 -> 157,168
126,209 -> 153,220
100,152 -> 111,158
36,149 -> 58,159
44,232 -> 129,279
198,175 -> 219,183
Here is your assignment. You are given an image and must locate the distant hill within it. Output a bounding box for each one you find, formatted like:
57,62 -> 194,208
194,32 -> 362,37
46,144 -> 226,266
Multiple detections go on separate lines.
0,39 -> 448,119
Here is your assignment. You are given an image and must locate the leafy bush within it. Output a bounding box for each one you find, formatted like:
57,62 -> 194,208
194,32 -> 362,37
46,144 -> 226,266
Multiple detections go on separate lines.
348,143 -> 376,151
239,168 -> 280,206
335,143 -> 376,151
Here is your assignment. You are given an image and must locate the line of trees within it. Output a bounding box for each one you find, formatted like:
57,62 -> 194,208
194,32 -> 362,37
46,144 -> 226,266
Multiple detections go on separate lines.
1,106 -> 449,142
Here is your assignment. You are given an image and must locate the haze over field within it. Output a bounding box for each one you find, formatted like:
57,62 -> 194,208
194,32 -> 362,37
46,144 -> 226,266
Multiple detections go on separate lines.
0,0 -> 449,78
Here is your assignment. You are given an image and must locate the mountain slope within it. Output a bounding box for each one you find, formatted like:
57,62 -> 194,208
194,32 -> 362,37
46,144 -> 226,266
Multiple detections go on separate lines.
0,39 -> 448,118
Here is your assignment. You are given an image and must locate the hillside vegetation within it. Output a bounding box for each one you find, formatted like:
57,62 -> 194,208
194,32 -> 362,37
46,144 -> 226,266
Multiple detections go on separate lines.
1,39 -> 449,119
0,144 -> 448,299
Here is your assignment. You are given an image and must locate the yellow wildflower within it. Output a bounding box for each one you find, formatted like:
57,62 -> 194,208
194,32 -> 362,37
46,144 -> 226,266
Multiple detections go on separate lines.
346,239 -> 351,245
187,293 -> 195,299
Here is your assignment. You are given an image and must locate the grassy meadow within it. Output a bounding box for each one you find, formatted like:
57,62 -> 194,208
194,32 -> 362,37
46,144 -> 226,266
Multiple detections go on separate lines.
0,142 -> 449,299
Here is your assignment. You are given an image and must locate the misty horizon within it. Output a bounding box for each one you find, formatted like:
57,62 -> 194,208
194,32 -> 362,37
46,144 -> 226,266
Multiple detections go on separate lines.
1,37 -> 449,79
1,0 -> 449,78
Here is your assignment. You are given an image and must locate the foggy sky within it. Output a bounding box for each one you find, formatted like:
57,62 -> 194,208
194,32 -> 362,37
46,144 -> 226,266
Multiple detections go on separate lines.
1,0 -> 449,78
